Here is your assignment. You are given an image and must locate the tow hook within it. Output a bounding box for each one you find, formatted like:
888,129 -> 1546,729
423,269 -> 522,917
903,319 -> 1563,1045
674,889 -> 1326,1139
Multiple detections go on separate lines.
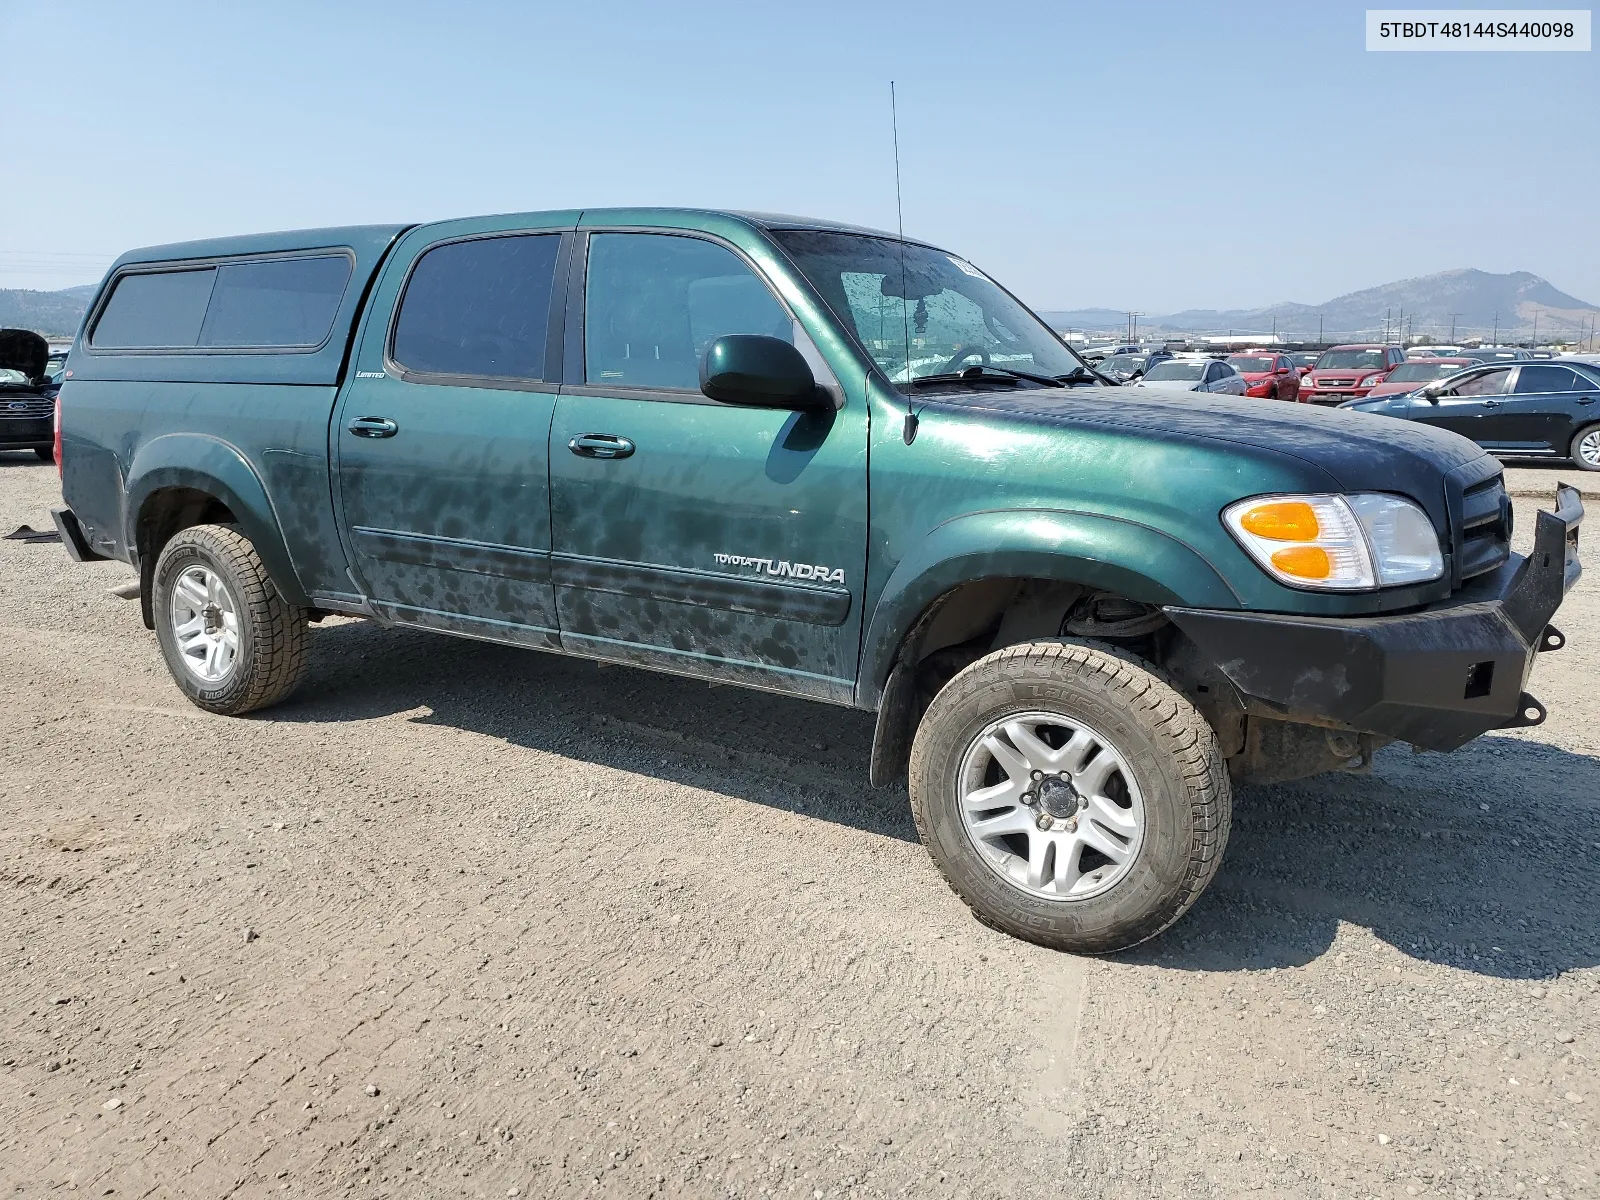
1498,693 -> 1548,730
1537,624 -> 1565,653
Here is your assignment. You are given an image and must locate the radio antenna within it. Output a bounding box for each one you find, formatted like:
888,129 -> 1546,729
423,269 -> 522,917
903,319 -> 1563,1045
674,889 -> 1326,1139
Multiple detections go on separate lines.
891,81 -> 918,445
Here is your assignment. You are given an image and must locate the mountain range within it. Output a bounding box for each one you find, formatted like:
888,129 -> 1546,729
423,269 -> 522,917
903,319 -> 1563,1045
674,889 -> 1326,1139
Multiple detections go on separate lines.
4,269 -> 1597,345
1042,269 -> 1599,342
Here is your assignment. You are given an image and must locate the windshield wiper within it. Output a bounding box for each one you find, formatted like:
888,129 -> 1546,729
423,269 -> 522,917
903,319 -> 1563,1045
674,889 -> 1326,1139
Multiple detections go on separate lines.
1052,365 -> 1113,386
911,364 -> 1061,389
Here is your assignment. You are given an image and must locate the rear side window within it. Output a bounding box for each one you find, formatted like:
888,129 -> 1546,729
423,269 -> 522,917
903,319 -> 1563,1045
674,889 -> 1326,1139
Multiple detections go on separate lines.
390,234 -> 562,381
1512,365 -> 1580,394
92,269 -> 217,348
198,255 -> 351,348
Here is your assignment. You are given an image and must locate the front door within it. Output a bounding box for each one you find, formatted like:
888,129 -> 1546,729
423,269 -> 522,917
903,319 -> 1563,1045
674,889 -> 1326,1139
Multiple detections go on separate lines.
1415,365 -> 1512,443
335,219 -> 573,646
548,230 -> 868,702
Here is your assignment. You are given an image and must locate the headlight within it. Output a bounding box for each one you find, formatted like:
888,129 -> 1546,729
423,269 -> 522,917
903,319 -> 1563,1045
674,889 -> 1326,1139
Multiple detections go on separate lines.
1359,373 -> 1386,388
1223,493 -> 1444,590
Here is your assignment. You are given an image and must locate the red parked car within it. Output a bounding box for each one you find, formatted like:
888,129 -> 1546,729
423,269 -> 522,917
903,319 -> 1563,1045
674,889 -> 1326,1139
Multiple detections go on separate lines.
1359,357 -> 1476,399
1224,350 -> 1301,401
1299,344 -> 1407,405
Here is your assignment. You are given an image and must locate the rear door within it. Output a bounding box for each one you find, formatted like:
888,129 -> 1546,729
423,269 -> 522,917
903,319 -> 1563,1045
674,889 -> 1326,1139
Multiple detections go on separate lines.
1414,365 -> 1512,443
547,228 -> 868,702
1482,363 -> 1594,453
334,214 -> 575,646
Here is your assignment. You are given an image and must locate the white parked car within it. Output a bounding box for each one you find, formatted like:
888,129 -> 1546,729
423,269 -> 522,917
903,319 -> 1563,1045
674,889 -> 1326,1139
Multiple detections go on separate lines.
1133,358 -> 1248,395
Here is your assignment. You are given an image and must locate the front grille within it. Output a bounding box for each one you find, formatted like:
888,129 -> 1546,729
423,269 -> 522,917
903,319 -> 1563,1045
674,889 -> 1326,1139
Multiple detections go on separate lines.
1454,470 -> 1512,583
0,395 -> 55,419
1319,377 -> 1356,388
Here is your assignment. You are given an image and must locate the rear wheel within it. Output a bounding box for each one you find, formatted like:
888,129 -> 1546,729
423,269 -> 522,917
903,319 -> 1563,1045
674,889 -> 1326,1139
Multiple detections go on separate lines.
151,524 -> 309,715
908,639 -> 1231,954
1571,424 -> 1600,471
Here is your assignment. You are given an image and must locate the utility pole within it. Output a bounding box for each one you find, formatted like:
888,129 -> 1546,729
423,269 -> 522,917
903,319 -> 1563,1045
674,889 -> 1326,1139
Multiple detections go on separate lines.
1492,312 -> 1499,345
1318,313 -> 1323,343
1448,312 -> 1460,343
1532,310 -> 1539,349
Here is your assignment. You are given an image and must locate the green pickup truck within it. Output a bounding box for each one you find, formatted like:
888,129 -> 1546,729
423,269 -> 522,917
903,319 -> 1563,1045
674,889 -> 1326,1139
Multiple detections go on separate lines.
51,209 -> 1582,953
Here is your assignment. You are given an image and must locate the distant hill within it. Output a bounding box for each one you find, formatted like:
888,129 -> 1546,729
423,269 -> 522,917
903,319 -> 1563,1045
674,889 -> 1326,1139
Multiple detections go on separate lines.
0,284 -> 96,338
1044,269 -> 1600,342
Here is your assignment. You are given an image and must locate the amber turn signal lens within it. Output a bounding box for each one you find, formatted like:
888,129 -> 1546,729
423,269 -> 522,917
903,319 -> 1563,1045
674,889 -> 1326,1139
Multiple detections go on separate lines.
1269,545 -> 1332,580
1239,501 -> 1320,541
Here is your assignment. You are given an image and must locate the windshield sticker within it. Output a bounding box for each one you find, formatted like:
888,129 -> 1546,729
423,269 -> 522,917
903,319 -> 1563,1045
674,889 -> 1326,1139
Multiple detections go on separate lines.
948,256 -> 986,279
715,553 -> 845,586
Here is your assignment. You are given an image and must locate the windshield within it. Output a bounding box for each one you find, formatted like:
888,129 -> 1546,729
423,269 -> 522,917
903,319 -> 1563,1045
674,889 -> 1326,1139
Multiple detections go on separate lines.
1315,349 -> 1387,370
1100,354 -> 1145,373
1226,356 -> 1275,373
1386,362 -> 1455,383
771,230 -> 1085,387
1142,361 -> 1205,382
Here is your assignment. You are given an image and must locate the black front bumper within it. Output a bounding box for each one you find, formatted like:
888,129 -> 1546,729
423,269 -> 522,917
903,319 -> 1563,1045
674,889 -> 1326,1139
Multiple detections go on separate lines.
1167,484 -> 1583,753
0,416 -> 53,448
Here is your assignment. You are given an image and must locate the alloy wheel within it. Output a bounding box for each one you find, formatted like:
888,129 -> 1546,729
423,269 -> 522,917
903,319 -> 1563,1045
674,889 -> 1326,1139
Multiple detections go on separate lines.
169,565 -> 241,683
957,710 -> 1145,901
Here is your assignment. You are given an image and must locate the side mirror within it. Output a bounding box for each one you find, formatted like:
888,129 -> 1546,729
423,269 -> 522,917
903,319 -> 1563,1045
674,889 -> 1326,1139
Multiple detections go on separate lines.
700,335 -> 830,410
1275,365 -> 1291,375
1420,386 -> 1442,403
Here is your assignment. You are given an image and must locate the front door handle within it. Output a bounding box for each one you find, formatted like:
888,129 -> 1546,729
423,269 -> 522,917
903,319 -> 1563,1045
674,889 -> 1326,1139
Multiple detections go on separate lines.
348,416 -> 399,438
1579,397 -> 1595,405
1481,400 -> 1499,408
568,433 -> 635,459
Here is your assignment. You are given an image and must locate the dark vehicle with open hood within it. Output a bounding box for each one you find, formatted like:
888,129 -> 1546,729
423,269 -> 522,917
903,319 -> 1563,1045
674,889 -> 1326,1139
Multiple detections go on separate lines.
0,329 -> 61,460
51,208 -> 1582,955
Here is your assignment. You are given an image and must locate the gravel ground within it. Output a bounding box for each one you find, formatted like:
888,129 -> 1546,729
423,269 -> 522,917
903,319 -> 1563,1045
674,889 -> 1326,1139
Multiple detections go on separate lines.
1,454 -> 1596,1200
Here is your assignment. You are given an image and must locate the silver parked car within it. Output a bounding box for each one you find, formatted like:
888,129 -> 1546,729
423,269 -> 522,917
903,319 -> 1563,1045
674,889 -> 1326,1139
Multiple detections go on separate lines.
1133,357 -> 1249,395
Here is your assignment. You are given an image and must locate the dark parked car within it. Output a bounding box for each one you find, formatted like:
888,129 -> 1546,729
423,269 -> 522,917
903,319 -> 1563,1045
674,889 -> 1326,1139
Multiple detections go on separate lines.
1343,360 -> 1600,469
1095,351 -> 1172,383
0,329 -> 59,460
1456,347 -> 1532,364
1289,351 -> 1320,377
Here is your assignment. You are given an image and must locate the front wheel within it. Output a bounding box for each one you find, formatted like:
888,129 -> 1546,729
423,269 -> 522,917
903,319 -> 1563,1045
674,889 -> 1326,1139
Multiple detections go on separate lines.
1570,424 -> 1600,472
907,639 -> 1231,954
151,524 -> 310,715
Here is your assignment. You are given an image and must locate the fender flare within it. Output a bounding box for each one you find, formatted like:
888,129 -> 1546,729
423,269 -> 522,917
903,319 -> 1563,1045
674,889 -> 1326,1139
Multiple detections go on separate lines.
123,433 -> 310,608
855,507 -> 1240,709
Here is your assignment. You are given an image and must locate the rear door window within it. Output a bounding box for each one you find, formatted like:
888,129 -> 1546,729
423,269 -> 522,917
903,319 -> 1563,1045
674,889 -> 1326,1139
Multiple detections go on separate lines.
92,269 -> 217,348
198,255 -> 352,348
1512,365 -> 1581,394
390,234 -> 563,381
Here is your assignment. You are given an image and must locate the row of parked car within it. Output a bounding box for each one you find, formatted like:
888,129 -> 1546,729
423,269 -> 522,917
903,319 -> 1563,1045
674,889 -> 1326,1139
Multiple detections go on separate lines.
1084,341 -> 1600,470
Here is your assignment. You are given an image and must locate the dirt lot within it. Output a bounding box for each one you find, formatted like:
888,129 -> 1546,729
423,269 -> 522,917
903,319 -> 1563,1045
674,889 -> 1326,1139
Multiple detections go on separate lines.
1,456 -> 1596,1200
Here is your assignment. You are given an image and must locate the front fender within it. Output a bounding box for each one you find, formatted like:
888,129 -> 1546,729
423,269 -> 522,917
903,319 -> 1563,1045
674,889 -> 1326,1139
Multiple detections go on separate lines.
124,433 -> 310,606
855,508 -> 1240,707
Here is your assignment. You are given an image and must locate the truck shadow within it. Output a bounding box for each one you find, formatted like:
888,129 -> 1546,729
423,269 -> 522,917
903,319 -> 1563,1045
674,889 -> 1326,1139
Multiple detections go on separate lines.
273,619 -> 1599,979
1140,739 -> 1600,979
275,617 -> 909,844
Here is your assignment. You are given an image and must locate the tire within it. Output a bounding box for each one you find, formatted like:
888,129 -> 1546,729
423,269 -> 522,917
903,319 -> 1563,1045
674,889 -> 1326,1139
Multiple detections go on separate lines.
907,639 -> 1231,954
151,523 -> 309,715
34,446 -> 54,462
1570,424 -> 1600,472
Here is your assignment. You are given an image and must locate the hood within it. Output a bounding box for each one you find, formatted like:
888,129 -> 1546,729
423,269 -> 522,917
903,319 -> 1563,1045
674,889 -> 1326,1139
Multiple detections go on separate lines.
920,385 -> 1489,533
0,329 -> 48,382
1363,380 -> 1422,398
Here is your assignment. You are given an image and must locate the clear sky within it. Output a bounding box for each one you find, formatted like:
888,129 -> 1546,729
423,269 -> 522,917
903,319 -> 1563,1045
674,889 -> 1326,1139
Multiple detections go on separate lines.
3,0 -> 1595,312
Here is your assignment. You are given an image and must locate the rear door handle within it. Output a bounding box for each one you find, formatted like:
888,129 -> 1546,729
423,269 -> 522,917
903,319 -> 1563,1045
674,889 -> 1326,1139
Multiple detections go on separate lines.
348,416 -> 399,438
568,433 -> 635,459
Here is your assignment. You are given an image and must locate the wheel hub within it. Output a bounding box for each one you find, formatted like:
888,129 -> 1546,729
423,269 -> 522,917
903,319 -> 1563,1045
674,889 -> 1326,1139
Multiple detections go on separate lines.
1034,775 -> 1081,819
